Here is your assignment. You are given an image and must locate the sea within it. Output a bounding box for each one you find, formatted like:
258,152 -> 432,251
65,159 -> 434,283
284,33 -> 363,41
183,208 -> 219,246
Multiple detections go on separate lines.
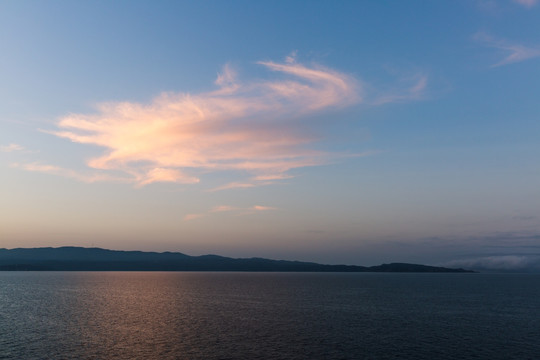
0,272 -> 539,359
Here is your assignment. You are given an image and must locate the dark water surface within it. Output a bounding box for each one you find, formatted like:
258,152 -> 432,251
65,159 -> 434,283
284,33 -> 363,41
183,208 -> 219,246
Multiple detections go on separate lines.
0,272 -> 539,359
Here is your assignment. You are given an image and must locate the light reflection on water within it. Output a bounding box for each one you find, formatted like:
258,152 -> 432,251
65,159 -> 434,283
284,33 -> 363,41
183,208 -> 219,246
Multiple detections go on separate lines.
0,272 -> 539,359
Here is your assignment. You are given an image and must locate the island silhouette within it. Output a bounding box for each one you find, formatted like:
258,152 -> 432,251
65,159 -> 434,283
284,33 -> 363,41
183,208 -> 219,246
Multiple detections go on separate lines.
0,247 -> 474,272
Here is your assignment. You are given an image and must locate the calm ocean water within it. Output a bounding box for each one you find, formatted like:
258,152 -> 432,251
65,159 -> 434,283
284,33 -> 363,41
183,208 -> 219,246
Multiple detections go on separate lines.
0,272 -> 539,359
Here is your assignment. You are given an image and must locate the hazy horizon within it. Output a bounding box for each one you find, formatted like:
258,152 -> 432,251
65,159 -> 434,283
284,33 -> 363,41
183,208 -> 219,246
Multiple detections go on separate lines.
1,1 -> 539,272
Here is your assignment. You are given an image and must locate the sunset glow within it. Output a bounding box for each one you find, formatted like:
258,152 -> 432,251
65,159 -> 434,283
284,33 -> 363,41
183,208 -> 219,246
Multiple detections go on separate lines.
1,1 -> 539,269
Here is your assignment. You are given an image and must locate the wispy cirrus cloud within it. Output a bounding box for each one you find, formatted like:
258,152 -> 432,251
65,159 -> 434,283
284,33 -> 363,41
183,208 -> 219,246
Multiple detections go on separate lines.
205,151 -> 375,192
17,56 -> 426,189
10,162 -> 130,183
371,74 -> 428,105
211,204 -> 277,212
1,143 -> 24,152
252,205 -> 276,211
207,182 -> 258,192
513,0 -> 538,8
34,59 -> 359,188
183,213 -> 206,221
211,205 -> 237,212
474,32 -> 540,67
184,204 -> 277,221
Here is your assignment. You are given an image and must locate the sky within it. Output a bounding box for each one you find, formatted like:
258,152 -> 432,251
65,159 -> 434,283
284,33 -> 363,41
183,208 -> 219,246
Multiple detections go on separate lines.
1,0 -> 539,270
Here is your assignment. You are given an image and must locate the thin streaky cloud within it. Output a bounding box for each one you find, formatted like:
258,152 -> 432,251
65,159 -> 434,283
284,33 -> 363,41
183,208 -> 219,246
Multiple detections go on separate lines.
183,213 -> 206,221
136,168 -> 199,187
252,174 -> 294,181
1,143 -> 24,152
474,32 -> 540,67
513,0 -> 538,8
371,74 -> 428,105
206,151 -> 374,192
10,162 -> 131,183
211,205 -> 237,212
252,205 -> 277,211
184,204 -> 277,221
207,182 -> 258,192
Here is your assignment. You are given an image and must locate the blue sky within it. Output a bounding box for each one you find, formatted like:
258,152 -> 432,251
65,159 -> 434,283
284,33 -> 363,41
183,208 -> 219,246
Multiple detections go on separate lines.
1,0 -> 539,270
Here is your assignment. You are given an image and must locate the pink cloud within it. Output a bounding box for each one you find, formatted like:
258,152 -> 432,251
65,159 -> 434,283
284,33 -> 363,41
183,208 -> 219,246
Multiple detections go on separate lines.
252,174 -> 294,181
211,205 -> 237,212
40,59 -> 359,188
183,213 -> 206,221
184,204 -> 277,221
1,143 -> 24,152
137,168 -> 199,187
11,162 -> 130,183
20,57 -> 417,189
252,205 -> 276,211
207,182 -> 258,192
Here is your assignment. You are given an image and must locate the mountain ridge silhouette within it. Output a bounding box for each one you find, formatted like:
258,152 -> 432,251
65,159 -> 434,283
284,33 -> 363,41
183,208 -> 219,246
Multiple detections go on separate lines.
0,246 -> 474,272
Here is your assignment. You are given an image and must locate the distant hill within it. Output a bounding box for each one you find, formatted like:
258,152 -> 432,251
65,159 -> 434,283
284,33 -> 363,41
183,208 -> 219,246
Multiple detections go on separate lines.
0,247 -> 474,272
